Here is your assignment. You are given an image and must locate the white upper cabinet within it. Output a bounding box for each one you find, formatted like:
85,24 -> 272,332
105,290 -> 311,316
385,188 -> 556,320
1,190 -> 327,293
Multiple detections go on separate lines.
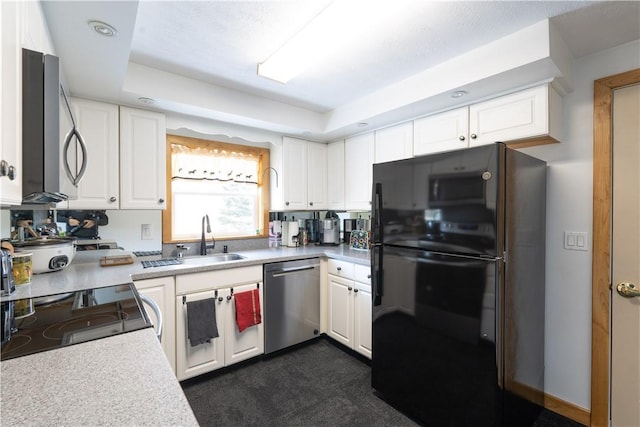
271,136 -> 327,211
63,98 -> 120,209
306,140 -> 328,210
468,84 -> 561,147
344,133 -> 374,211
119,106 -> 166,209
61,100 -> 166,210
414,84 -> 562,156
281,136 -> 308,210
374,122 -> 413,163
414,108 -> 470,156
0,1 -> 23,205
327,141 -> 345,210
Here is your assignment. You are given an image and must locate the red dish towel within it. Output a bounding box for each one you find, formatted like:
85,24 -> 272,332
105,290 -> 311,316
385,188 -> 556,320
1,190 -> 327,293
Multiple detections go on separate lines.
234,289 -> 262,333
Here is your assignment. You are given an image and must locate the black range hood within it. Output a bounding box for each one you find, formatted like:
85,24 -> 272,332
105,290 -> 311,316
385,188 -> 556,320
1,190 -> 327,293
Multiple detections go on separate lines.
22,48 -> 67,204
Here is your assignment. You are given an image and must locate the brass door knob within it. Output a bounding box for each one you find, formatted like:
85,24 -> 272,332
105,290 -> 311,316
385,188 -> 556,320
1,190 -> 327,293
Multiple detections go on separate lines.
616,282 -> 640,298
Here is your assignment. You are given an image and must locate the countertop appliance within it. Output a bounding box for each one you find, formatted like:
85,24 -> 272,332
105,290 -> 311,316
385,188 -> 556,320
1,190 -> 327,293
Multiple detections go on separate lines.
318,219 -> 340,245
264,259 -> 320,354
13,238 -> 76,274
371,143 -> 546,426
0,283 -> 153,361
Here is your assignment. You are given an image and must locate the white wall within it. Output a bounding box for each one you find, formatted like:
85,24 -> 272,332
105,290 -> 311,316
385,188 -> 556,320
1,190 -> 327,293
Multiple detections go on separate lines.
99,210 -> 162,252
522,39 -> 640,410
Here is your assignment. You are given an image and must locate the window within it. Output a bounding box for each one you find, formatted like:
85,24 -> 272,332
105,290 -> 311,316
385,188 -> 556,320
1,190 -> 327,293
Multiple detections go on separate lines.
162,135 -> 270,242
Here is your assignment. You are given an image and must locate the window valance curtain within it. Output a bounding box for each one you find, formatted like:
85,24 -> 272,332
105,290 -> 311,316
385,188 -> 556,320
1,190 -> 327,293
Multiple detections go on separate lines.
171,143 -> 259,184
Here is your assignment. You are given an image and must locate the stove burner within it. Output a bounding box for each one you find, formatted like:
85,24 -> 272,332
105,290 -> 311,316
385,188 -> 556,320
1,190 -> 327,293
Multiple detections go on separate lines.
1,335 -> 32,356
1,284 -> 152,361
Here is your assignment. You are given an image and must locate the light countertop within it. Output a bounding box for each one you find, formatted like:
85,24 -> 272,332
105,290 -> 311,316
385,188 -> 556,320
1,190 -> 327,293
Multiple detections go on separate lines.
2,244 -> 372,302
0,328 -> 199,426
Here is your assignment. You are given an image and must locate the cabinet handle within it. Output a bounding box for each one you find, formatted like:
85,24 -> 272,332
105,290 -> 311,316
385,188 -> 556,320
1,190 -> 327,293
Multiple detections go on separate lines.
7,165 -> 16,181
226,295 -> 232,301
109,196 -> 117,203
348,286 -> 353,291
459,135 -> 465,141
158,198 -> 165,203
285,201 -> 290,206
218,297 -> 223,302
337,266 -> 342,271
309,202 -> 313,206
470,133 -> 477,139
354,288 -> 359,293
367,274 -> 371,279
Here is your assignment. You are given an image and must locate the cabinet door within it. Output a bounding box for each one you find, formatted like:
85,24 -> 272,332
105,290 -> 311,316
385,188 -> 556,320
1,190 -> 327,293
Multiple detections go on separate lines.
469,85 -> 550,147
66,98 -> 119,209
353,282 -> 372,359
224,283 -> 264,366
281,136 -> 308,210
414,107 -> 469,156
375,122 -> 413,163
175,290 -> 225,381
327,141 -> 345,210
344,133 -> 374,210
327,274 -> 354,348
307,141 -> 328,210
135,277 -> 176,374
0,1 -> 23,205
119,107 -> 166,209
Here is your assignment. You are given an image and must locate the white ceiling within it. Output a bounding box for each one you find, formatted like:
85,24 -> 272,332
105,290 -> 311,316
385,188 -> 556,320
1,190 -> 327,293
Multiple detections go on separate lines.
41,1 -> 640,141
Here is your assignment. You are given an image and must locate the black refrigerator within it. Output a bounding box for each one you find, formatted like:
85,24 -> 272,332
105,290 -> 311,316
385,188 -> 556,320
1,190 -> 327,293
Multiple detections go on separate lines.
371,143 -> 546,426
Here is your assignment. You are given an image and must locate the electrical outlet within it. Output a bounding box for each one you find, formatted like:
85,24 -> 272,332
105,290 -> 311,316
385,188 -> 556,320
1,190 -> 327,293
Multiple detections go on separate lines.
141,224 -> 153,240
564,231 -> 588,251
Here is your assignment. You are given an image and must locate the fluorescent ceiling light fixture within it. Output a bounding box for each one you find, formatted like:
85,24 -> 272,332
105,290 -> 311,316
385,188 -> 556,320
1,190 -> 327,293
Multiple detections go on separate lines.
258,1 -> 402,84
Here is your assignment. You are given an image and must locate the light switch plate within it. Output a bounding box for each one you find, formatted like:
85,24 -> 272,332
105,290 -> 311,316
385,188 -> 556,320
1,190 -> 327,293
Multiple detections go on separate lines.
564,231 -> 588,251
141,224 -> 153,240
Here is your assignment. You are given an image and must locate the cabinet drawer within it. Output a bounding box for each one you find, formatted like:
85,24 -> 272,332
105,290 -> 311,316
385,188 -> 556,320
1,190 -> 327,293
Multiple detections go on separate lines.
176,265 -> 263,294
327,259 -> 354,279
354,264 -> 371,285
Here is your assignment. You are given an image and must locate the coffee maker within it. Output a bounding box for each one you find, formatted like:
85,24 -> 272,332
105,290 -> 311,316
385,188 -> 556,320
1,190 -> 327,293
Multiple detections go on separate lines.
319,219 -> 340,245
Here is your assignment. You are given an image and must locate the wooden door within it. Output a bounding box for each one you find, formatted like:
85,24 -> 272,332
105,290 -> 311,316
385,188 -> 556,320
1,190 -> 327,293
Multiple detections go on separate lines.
592,69 -> 640,427
611,83 -> 640,427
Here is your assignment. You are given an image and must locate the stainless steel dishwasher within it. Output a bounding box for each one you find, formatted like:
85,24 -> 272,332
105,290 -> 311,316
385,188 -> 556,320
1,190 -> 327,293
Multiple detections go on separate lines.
264,258 -> 320,354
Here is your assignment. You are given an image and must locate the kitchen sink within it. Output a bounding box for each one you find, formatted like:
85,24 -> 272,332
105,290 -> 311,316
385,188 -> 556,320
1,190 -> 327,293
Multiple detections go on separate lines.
206,253 -> 246,262
179,253 -> 247,265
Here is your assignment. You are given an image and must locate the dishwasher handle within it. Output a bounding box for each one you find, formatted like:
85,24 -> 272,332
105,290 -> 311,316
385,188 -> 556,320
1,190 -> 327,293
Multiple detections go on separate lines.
270,264 -> 319,278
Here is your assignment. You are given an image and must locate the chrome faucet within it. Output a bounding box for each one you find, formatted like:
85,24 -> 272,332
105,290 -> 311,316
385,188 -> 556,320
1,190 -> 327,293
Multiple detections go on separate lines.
200,214 -> 215,255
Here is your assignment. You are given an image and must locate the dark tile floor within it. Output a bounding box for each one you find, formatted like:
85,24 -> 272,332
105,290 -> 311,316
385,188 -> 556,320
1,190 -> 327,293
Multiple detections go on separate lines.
181,338 -> 583,427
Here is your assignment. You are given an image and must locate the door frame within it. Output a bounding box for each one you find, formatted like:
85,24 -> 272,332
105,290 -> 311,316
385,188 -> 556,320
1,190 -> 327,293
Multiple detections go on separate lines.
591,68 -> 640,427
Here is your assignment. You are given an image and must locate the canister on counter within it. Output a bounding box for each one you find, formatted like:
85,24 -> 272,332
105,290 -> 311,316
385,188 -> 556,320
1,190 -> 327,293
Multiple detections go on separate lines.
12,252 -> 32,285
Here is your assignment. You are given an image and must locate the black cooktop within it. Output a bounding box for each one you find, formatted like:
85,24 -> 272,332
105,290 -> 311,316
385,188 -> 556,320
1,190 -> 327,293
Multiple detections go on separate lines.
1,284 -> 152,361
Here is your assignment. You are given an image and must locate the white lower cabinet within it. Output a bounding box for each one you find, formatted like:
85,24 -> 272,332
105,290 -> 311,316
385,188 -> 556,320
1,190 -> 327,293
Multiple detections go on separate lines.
327,259 -> 372,359
134,277 -> 176,374
175,266 -> 264,381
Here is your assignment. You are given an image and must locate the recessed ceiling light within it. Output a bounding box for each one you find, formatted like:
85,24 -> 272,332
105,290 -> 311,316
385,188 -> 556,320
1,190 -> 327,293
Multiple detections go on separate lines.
138,97 -> 155,105
88,20 -> 118,37
357,122 -> 368,128
451,90 -> 467,98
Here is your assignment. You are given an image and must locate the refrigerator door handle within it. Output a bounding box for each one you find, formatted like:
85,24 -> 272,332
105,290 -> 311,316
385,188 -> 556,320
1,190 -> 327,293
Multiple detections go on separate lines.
372,246 -> 383,306
373,183 -> 383,243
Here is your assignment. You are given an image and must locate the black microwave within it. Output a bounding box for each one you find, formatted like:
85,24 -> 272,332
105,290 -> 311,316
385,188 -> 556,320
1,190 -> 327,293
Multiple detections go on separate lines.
428,172 -> 487,207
